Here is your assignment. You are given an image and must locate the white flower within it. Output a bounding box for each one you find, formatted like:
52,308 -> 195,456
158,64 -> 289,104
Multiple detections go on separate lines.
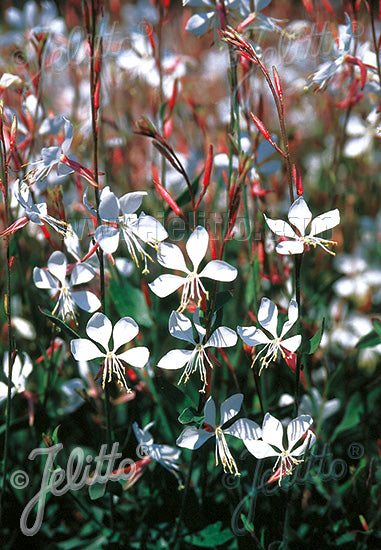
133,421 -> 183,486
94,187 -> 167,272
264,195 -> 340,255
33,251 -> 101,322
149,226 -> 237,311
184,0 -> 239,36
15,180 -> 68,235
158,309 -> 237,393
25,116 -> 75,185
176,394 -> 261,476
333,251 -> 381,304
244,413 -> 316,484
307,13 -> 353,90
0,352 -> 33,403
70,312 -> 149,392
279,389 -> 340,423
344,110 -> 380,159
238,298 -> 301,374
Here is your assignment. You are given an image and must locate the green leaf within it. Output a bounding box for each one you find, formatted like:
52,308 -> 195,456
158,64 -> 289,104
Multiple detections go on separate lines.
38,306 -> 80,339
301,318 -> 325,355
88,481 -> 107,501
109,279 -> 152,328
159,101 -> 168,124
155,375 -> 194,413
334,532 -> 356,545
373,317 -> 381,335
213,290 -> 233,314
356,329 -> 381,349
184,521 -> 235,547
52,425 -> 61,445
178,406 -> 204,425
240,514 -> 254,534
330,392 -> 363,442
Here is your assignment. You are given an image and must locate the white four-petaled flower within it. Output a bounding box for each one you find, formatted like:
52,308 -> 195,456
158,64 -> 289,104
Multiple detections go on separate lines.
176,394 -> 261,476
264,195 -> 340,256
70,312 -> 149,391
158,309 -> 237,392
238,297 -> 301,374
15,180 -> 68,235
149,226 -> 237,311
33,251 -> 101,322
94,186 -> 168,272
244,413 -> 316,485
25,116 -> 75,184
133,421 -> 183,486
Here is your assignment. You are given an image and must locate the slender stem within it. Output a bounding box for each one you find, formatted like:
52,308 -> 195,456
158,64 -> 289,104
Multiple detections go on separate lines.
43,325 -> 57,407
88,0 -> 114,531
370,5 -> 381,87
170,451 -> 196,549
0,107 -> 13,525
293,254 -> 302,418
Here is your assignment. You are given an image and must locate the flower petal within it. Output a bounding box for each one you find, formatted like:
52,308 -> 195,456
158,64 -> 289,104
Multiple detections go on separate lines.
186,226 -> 209,272
70,338 -> 104,361
225,418 -> 262,443
119,191 -> 147,215
118,346 -> 149,368
95,225 -> 120,254
176,426 -> 213,449
276,240 -> 305,255
133,421 -> 154,446
149,274 -> 185,298
281,335 -> 302,353
157,243 -> 188,273
288,196 -> 312,236
237,326 -> 270,346
206,326 -> 237,349
204,396 -> 216,427
33,267 -> 59,290
72,290 -> 101,313
219,394 -> 243,425
291,429 -> 316,457
258,297 -> 278,338
113,317 -> 139,351
199,260 -> 237,281
287,414 -> 313,449
169,311 -> 196,344
61,117 -> 74,153
86,312 -> 112,351
47,251 -> 67,284
262,413 -> 284,451
157,349 -> 194,370
185,12 -> 214,36
280,299 -> 298,338
309,209 -> 340,237
133,212 -> 168,243
244,439 -> 278,458
264,215 -> 298,239
99,190 -> 120,222
70,263 -> 95,286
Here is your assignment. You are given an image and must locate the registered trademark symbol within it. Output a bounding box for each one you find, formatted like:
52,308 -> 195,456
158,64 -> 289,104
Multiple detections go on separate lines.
347,442 -> 364,460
